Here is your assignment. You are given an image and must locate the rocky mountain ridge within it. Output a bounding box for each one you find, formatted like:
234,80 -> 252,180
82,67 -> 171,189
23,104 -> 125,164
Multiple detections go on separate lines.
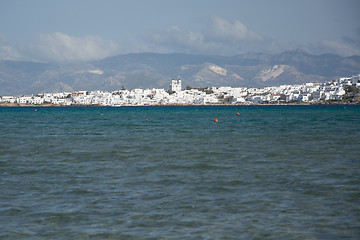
0,50 -> 359,96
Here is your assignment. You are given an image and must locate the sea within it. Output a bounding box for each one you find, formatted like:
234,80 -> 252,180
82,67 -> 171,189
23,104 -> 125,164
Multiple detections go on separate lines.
0,105 -> 359,239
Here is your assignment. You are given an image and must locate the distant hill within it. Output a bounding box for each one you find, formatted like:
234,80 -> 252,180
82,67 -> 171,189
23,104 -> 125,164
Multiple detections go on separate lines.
1,50 -> 360,96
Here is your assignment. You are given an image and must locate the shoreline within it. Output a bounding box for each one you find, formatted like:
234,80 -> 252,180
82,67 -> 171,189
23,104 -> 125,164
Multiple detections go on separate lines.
1,102 -> 359,107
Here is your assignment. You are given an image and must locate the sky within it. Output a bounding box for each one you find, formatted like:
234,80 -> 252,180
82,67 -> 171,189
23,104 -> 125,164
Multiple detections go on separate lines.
0,0 -> 359,62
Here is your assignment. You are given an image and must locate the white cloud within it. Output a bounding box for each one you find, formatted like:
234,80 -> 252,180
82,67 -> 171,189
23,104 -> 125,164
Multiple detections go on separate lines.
302,40 -> 360,57
0,33 -> 23,61
0,44 -> 22,61
342,27 -> 360,55
1,19 -> 359,63
31,32 -> 119,62
321,40 -> 360,56
206,16 -> 263,43
148,17 -> 287,55
150,26 -> 216,53
147,16 -> 360,57
0,32 -> 120,62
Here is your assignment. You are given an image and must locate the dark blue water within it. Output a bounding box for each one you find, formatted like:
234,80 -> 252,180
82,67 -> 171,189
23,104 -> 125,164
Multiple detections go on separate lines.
1,105 -> 359,239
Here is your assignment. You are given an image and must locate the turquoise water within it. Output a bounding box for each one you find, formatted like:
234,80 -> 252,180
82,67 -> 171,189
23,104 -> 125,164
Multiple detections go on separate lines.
0,105 -> 359,239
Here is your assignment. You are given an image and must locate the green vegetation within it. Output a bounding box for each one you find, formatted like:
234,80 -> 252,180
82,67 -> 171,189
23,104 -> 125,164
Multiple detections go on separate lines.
342,85 -> 360,103
344,85 -> 360,94
166,90 -> 175,95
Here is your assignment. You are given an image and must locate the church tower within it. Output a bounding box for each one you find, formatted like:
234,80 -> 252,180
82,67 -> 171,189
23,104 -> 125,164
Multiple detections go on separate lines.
170,78 -> 182,92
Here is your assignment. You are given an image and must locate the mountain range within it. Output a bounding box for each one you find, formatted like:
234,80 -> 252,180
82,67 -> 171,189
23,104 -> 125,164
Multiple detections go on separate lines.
1,50 -> 360,96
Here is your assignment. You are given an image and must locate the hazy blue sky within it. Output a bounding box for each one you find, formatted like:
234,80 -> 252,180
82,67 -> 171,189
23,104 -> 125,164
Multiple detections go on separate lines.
0,0 -> 359,62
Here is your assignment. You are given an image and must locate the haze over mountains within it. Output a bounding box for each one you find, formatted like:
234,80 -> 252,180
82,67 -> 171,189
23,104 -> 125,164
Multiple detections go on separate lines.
1,50 -> 360,96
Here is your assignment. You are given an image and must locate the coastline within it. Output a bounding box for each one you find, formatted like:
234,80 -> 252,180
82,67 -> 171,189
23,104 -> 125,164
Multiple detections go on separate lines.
1,101 -> 359,107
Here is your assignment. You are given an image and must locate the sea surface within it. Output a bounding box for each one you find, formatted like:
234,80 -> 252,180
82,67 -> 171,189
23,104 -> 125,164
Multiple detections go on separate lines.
0,105 -> 359,239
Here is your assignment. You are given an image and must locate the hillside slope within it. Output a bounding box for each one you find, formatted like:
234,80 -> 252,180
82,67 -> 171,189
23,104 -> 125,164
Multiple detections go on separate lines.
0,51 -> 359,95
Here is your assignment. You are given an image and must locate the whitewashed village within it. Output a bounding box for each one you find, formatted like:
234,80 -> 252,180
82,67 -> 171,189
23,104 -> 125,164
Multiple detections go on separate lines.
1,74 -> 360,106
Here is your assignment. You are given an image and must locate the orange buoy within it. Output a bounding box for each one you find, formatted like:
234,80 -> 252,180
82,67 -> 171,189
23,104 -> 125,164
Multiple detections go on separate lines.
146,119 -> 149,121
214,118 -> 218,123
237,112 -> 239,115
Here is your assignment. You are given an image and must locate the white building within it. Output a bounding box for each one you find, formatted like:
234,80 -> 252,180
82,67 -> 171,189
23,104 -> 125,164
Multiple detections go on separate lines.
2,73 -> 359,106
0,96 -> 16,103
170,78 -> 182,92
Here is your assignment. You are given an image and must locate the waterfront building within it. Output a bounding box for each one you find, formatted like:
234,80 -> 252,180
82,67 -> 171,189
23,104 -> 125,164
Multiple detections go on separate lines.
170,78 -> 182,92
1,73 -> 359,106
